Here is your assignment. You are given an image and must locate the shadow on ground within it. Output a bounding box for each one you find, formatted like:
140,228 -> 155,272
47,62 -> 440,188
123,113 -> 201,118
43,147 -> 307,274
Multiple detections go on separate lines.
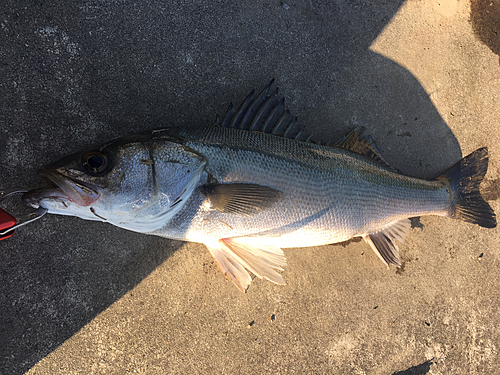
470,0 -> 500,65
392,359 -> 434,375
0,1 -> 461,373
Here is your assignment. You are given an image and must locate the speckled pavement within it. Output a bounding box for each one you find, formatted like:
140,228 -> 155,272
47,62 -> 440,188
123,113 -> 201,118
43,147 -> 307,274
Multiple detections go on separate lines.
1,1 -> 499,374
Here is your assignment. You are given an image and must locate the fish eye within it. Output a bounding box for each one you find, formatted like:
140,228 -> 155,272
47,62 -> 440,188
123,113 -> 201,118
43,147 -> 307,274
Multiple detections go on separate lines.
82,151 -> 110,175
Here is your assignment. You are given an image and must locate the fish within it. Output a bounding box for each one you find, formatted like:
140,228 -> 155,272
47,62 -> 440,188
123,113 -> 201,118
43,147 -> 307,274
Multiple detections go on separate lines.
23,81 -> 497,292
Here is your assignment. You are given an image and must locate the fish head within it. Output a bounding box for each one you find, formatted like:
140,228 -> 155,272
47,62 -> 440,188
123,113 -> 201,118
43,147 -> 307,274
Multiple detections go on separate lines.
24,131 -> 207,232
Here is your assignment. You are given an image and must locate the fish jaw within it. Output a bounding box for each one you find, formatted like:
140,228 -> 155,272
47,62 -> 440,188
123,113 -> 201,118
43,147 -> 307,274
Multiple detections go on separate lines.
23,188 -> 105,220
23,171 -> 103,220
24,187 -> 72,210
38,170 -> 101,207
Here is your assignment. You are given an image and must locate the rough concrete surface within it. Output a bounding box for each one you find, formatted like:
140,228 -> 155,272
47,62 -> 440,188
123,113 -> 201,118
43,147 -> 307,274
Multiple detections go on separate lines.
0,0 -> 499,374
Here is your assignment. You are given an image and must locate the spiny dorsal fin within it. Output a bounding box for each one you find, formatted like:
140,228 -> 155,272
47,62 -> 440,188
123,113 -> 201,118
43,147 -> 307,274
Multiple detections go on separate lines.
201,183 -> 285,216
362,219 -> 411,267
218,80 -> 313,142
217,82 -> 395,172
335,126 -> 398,171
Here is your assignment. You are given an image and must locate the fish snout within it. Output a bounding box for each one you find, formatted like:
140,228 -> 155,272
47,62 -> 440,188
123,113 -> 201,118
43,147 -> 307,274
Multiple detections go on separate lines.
38,170 -> 100,207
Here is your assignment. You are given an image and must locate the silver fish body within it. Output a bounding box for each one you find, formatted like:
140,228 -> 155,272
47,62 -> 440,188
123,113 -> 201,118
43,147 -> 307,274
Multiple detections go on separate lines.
157,125 -> 450,247
24,83 -> 496,291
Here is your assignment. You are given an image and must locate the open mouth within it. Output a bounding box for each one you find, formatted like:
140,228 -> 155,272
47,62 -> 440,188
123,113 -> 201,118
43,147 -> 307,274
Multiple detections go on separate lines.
38,170 -> 101,207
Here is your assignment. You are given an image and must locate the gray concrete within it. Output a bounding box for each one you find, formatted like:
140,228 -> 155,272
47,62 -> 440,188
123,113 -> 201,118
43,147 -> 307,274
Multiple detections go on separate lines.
0,0 -> 499,374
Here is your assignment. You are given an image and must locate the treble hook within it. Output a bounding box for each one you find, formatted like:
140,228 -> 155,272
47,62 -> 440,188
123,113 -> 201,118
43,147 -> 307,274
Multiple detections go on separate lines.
0,187 -> 48,239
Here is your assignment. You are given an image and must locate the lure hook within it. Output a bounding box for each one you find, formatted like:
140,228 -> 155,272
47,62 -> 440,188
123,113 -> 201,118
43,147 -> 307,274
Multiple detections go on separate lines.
0,188 -> 48,239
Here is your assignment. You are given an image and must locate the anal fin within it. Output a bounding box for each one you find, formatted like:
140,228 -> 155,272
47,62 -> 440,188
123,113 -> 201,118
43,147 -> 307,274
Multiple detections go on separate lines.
205,237 -> 287,292
362,219 -> 411,267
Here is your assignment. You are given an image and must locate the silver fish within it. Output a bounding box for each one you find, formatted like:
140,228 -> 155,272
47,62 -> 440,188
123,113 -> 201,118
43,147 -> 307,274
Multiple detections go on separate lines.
24,81 -> 497,292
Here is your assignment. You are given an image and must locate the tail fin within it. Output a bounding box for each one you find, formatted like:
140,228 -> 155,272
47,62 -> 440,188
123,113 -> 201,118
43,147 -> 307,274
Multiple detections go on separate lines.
443,147 -> 496,228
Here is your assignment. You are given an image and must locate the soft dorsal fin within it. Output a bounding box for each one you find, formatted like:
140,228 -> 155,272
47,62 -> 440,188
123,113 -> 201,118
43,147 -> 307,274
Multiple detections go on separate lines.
335,126 -> 397,171
217,80 -> 313,142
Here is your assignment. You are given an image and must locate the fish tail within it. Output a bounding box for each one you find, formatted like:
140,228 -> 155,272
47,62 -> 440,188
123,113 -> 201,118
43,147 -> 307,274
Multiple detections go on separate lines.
443,147 -> 496,228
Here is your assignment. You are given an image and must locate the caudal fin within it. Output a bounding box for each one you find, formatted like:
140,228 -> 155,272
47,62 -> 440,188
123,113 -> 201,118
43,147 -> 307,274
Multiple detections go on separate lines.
443,147 -> 496,228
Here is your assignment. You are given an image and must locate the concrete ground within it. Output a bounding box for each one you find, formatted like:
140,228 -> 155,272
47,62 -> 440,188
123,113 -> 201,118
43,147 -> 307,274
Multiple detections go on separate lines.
1,0 -> 499,374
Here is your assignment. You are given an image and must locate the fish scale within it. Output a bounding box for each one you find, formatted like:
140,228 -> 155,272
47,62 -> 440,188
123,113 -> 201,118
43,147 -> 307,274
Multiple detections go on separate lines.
22,82 -> 496,292
142,125 -> 451,249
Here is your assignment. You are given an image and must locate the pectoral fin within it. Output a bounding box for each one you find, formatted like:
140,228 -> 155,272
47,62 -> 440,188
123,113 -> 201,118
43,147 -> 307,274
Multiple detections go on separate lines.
205,237 -> 287,292
201,183 -> 284,216
362,219 -> 411,267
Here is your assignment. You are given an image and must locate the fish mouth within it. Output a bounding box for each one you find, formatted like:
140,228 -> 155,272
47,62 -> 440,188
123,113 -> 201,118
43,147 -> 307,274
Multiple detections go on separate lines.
35,170 -> 101,207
